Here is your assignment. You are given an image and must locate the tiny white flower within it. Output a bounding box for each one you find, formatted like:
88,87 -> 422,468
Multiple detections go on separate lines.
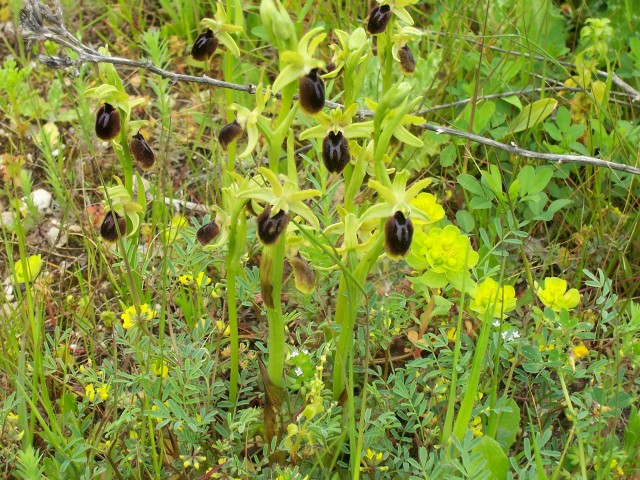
294,367 -> 304,377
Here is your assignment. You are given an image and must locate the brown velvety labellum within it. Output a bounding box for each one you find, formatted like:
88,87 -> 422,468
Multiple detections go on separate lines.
218,120 -> 243,149
196,221 -> 220,245
384,211 -> 414,259
298,68 -> 325,114
322,131 -> 350,173
95,103 -> 121,141
130,132 -> 156,170
191,29 -> 218,61
257,206 -> 290,245
100,211 -> 126,242
399,45 -> 416,74
367,5 -> 392,35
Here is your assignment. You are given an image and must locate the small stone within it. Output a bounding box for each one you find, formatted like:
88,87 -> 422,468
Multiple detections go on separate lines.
31,189 -> 53,213
46,226 -> 67,247
0,211 -> 14,229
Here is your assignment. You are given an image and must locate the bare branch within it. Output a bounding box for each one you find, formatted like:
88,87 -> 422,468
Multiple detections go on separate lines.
423,123 -> 640,176
20,0 -> 640,177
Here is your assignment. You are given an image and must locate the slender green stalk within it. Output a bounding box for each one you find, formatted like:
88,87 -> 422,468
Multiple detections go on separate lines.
558,370 -> 588,479
227,209 -> 246,404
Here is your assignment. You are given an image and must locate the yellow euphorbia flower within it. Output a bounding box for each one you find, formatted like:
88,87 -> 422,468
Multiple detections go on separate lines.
535,277 -> 581,312
469,278 -> 517,319
14,254 -> 43,283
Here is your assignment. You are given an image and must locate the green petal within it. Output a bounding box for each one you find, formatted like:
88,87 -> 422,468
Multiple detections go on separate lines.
393,125 -> 424,147
299,124 -> 328,140
289,203 -> 319,230
393,6 -> 414,25
218,32 -> 240,57
239,123 -> 259,158
257,167 -> 283,196
404,177 -> 433,200
359,202 -> 392,223
288,189 -> 321,202
368,179 -> 397,205
272,64 -> 303,93
344,121 -> 374,138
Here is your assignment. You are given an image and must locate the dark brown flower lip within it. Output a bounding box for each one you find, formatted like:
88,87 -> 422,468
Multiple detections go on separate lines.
95,103 -> 121,141
196,221 -> 220,246
322,131 -> 350,174
367,5 -> 392,35
398,45 -> 416,74
191,29 -> 218,61
100,211 -> 126,242
218,120 -> 244,149
257,205 -> 290,245
298,68 -> 325,114
384,211 -> 414,258
130,131 -> 156,170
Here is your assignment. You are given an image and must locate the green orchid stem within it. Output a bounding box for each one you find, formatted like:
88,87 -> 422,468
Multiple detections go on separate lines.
381,21 -> 395,94
332,234 -> 384,400
116,117 -> 134,195
263,234 -> 287,388
558,370 -> 588,479
226,209 -> 246,405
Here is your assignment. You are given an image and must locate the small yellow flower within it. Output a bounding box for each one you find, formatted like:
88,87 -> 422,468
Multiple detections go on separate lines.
152,360 -> 169,378
121,303 -> 157,329
179,272 -> 211,287
85,384 -> 96,402
573,344 -> 589,359
538,343 -> 555,352
469,278 -> 517,319
216,320 -> 231,336
535,277 -> 581,312
96,384 -> 110,401
471,416 -> 483,437
446,327 -> 456,342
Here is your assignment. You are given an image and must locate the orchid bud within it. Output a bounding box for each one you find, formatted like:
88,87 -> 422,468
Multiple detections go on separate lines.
130,132 -> 156,170
218,120 -> 243,149
322,131 -> 349,173
398,45 -> 416,74
384,211 -> 413,259
290,255 -> 315,294
191,29 -> 218,61
298,68 -> 325,114
196,221 -> 220,245
257,206 -> 290,244
95,103 -> 121,141
367,5 -> 392,35
100,211 -> 126,242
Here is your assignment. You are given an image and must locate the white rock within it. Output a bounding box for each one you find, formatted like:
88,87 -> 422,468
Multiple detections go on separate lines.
0,211 -> 14,229
46,226 -> 67,247
31,189 -> 53,213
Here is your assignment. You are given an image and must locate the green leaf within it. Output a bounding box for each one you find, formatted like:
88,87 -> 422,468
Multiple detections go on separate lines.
624,407 -> 640,450
456,209 -> 475,233
457,174 -> 484,197
471,436 -> 509,480
440,143 -> 457,167
490,398 -> 520,451
507,99 -> 558,135
524,166 -> 553,197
